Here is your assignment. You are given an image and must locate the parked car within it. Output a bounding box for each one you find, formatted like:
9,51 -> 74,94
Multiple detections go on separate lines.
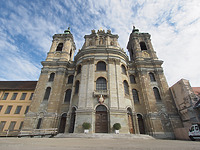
189,123 -> 200,141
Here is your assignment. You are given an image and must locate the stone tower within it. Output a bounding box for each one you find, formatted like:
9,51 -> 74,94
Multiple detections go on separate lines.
23,27 -> 182,139
23,28 -> 76,130
127,26 -> 182,138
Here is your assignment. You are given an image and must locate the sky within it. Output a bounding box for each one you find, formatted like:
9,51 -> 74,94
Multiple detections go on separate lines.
0,0 -> 200,87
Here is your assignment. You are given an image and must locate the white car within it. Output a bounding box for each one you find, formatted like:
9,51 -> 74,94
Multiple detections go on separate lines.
189,124 -> 200,141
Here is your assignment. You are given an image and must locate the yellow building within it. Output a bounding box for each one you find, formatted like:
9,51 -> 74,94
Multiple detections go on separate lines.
0,81 -> 37,135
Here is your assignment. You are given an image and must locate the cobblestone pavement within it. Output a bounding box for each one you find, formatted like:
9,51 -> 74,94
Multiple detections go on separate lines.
0,138 -> 199,150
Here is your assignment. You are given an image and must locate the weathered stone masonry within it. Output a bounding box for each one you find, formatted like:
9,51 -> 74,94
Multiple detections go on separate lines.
23,27 -> 182,139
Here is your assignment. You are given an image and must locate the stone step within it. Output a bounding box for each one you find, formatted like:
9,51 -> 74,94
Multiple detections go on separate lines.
54,133 -> 155,139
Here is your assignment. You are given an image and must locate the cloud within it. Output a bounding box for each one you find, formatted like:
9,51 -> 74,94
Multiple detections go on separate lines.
0,0 -> 200,87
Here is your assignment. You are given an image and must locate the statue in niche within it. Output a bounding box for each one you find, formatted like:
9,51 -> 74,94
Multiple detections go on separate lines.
99,37 -> 103,45
110,41 -> 114,46
89,40 -> 93,46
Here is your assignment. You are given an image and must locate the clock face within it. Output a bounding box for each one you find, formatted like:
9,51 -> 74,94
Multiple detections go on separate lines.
142,51 -> 150,58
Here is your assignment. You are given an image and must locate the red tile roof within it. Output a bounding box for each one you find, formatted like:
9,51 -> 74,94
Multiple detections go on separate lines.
0,81 -> 37,90
192,87 -> 200,96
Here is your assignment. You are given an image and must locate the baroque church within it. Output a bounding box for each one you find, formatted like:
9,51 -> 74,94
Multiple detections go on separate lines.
23,26 -> 182,139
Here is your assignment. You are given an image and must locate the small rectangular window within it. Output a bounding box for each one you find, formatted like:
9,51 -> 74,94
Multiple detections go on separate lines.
0,105 -> 3,112
5,105 -> 13,114
20,93 -> 27,100
24,106 -> 29,114
11,93 -> 18,100
14,106 -> 22,114
29,93 -> 34,100
0,121 -> 6,131
8,121 -> 16,131
2,93 -> 9,100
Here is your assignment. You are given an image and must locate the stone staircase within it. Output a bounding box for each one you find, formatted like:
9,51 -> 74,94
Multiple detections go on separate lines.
55,133 -> 154,139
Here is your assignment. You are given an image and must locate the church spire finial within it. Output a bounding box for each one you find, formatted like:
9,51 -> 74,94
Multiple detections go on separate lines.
132,25 -> 139,33
64,27 -> 71,34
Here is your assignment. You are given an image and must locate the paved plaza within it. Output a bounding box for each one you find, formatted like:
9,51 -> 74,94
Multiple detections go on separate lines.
0,137 -> 199,150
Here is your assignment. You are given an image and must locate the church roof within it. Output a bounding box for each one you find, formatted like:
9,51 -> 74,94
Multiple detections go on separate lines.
192,87 -> 200,96
0,81 -> 37,90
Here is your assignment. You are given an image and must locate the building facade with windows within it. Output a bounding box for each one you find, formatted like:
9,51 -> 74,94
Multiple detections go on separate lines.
0,81 -> 36,135
170,79 -> 200,127
2,27 -> 182,138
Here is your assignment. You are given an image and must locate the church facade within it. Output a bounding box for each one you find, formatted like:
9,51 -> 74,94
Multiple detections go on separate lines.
23,27 -> 182,139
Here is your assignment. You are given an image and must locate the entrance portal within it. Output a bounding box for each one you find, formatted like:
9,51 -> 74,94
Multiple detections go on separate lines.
69,107 -> 76,133
127,108 -> 134,134
58,113 -> 67,133
95,105 -> 108,133
137,114 -> 145,134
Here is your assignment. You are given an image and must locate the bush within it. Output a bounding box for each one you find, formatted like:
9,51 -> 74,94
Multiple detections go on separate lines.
113,123 -> 121,130
82,122 -> 91,129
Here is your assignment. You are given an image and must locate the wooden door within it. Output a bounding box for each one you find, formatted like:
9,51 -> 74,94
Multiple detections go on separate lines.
95,111 -> 108,133
59,115 -> 66,133
69,108 -> 76,133
128,114 -> 134,134
137,114 -> 145,134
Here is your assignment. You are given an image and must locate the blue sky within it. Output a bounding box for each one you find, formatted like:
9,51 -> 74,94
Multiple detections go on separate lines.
0,0 -> 200,87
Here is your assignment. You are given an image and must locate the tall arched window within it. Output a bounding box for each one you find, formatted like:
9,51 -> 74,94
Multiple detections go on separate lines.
123,80 -> 129,95
149,72 -> 156,82
43,87 -> 51,101
96,77 -> 107,91
132,89 -> 139,103
49,73 -> 55,82
68,75 -> 74,84
130,75 -> 136,84
77,65 -> 81,74
56,43 -> 63,51
64,89 -> 72,103
70,49 -> 72,59
140,42 -> 147,50
97,61 -> 106,71
75,81 -> 80,94
121,65 -> 127,75
153,87 -> 161,101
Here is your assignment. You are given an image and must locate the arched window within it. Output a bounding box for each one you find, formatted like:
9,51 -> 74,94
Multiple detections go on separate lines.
132,89 -> 139,103
97,61 -> 106,71
140,42 -> 147,50
64,89 -> 72,103
130,75 -> 136,84
96,77 -> 107,91
149,72 -> 156,82
153,87 -> 161,101
77,65 -> 81,74
43,87 -> 51,101
56,43 -> 63,51
121,65 -> 127,75
68,75 -> 74,84
123,80 -> 129,95
96,105 -> 107,112
75,81 -> 80,94
49,73 -> 55,82
70,49 -> 72,59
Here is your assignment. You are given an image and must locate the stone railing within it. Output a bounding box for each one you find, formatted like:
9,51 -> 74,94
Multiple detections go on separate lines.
0,128 -> 58,137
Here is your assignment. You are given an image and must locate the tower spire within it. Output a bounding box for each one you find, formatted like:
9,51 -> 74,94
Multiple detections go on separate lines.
64,27 -> 71,34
